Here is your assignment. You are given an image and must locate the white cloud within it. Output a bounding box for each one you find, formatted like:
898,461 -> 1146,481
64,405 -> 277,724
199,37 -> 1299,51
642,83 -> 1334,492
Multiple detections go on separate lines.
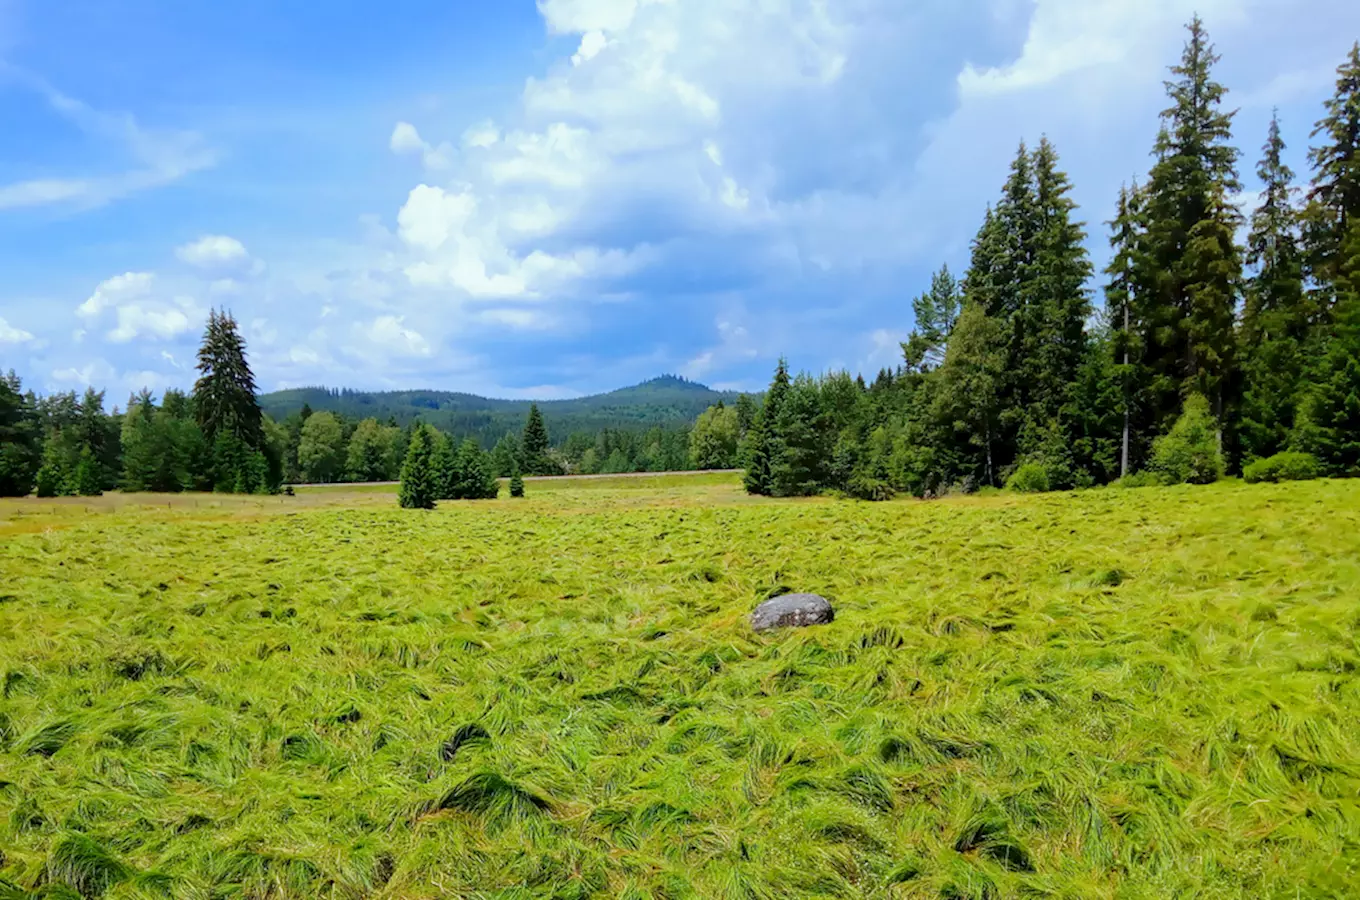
478,308 -> 555,330
389,121 -> 454,171
177,235 -> 250,269
108,304 -> 193,343
78,272 -> 155,318
0,316 -> 36,345
364,315 -> 432,358
75,272 -> 200,343
463,121 -> 501,149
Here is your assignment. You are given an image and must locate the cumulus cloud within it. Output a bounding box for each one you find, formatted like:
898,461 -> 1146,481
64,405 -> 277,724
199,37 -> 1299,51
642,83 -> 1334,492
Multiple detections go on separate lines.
75,272 -> 198,343
0,316 -> 36,345
175,233 -> 252,269
389,122 -> 454,171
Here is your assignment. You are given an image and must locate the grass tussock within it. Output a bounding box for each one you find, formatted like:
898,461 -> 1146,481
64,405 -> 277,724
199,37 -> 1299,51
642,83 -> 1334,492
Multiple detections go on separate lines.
2,474 -> 1360,896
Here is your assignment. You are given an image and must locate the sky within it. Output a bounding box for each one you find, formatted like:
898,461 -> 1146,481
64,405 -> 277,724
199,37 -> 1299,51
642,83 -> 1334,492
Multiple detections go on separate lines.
1,0 -> 1358,401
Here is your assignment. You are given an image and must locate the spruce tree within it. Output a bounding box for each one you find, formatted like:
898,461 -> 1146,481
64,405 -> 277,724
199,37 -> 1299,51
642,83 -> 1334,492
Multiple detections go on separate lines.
1240,112 -> 1308,461
769,374 -> 829,497
1304,42 -> 1360,316
903,265 -> 962,372
1027,136 -> 1093,444
0,371 -> 40,497
933,303 -> 1008,486
742,359 -> 790,495
1105,184 -> 1148,477
73,446 -> 103,496
510,464 -> 525,498
520,403 -> 551,476
430,431 -> 457,500
399,424 -> 438,509
1138,17 -> 1242,435
194,310 -> 264,454
458,439 -> 499,499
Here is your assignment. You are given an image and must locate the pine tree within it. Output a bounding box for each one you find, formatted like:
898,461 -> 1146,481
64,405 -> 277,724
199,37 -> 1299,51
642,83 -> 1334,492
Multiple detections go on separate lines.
520,403 -> 552,476
1138,17 -> 1242,435
933,303 -> 1009,486
490,432 -> 519,478
1240,112 -> 1308,461
399,424 -> 438,509
510,463 -> 525,498
769,374 -> 829,497
1304,42 -> 1360,316
194,310 -> 264,454
73,446 -> 103,496
455,439 -> 499,499
0,371 -> 40,497
742,359 -> 790,495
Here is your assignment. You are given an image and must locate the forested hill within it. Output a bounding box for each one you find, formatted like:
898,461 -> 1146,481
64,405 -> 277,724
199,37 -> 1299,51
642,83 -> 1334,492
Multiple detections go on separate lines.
259,375 -> 741,444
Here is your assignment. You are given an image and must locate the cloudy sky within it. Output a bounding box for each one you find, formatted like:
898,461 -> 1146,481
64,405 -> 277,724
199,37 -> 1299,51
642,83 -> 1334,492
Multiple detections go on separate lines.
1,0 -> 1357,400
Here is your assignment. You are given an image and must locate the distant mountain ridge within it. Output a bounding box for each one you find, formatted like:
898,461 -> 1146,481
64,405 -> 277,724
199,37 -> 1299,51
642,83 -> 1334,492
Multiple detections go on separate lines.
259,375 -> 740,445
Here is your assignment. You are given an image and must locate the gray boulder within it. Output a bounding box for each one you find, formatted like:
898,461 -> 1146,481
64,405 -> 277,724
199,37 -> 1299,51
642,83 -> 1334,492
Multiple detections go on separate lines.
751,594 -> 834,632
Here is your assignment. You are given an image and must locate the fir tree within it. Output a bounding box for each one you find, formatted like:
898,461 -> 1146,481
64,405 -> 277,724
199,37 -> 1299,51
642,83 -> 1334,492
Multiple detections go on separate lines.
769,374 -> 830,497
1304,42 -> 1360,316
509,463 -> 525,498
399,424 -> 438,509
194,310 -> 264,453
1240,112 -> 1308,461
452,438 -> 499,499
520,403 -> 552,476
73,446 -> 103,497
490,432 -> 519,478
1139,17 -> 1242,435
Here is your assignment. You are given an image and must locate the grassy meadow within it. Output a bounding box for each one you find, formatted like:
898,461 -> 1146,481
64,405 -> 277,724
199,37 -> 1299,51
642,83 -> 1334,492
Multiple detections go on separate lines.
1,474 -> 1359,898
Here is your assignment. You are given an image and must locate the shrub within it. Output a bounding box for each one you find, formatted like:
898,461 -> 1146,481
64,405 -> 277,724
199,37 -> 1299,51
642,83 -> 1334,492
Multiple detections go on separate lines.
509,470 -> 525,498
846,475 -> 895,502
1151,394 -> 1224,485
1243,452 -> 1322,484
1112,471 -> 1164,489
1005,462 -> 1051,494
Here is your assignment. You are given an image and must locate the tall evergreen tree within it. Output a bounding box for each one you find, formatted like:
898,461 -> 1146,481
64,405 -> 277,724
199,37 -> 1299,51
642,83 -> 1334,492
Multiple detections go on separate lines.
1304,42 -> 1360,316
0,371 -> 40,497
1105,184 -> 1148,477
1026,136 -> 1093,442
769,374 -> 830,497
1138,16 -> 1242,435
399,424 -> 438,509
431,431 -> 457,500
520,403 -> 552,476
1240,112 -> 1309,461
452,438 -> 499,499
934,303 -> 1009,486
742,359 -> 790,495
194,310 -> 264,451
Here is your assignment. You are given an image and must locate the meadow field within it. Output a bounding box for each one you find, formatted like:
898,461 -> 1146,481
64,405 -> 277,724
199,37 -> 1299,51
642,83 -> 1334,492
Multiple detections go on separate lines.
1,474 -> 1358,899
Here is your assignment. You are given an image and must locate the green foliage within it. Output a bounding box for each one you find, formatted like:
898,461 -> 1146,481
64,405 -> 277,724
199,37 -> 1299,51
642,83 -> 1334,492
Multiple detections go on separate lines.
1112,471 -> 1165,489
1005,462 -> 1051,493
73,447 -> 104,497
1243,452 -> 1322,484
398,424 -> 437,510
903,265 -> 961,371
688,402 -> 739,470
345,418 -> 400,483
1151,394 -> 1225,485
298,412 -> 345,483
509,467 -> 525,498
743,359 -> 789,496
450,438 -> 500,500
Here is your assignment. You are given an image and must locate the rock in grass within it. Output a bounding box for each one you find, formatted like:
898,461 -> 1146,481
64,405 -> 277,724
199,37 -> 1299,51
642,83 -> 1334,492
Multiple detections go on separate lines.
751,594 -> 834,632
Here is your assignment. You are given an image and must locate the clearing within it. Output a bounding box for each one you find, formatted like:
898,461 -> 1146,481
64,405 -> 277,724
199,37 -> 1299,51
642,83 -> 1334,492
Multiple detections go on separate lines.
1,474 -> 1358,898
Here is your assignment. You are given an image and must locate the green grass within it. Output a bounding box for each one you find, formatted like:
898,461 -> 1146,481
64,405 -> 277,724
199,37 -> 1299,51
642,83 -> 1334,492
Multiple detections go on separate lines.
2,475 -> 1359,898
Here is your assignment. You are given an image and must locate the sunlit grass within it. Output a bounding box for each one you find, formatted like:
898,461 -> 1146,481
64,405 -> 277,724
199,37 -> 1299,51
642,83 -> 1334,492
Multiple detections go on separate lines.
2,476 -> 1359,897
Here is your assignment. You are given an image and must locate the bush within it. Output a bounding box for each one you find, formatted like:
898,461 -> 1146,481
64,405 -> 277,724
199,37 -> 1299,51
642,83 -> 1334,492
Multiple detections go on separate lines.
1243,452 -> 1322,484
1151,394 -> 1224,485
846,475 -> 895,502
509,471 -> 525,498
1005,462 -> 1051,494
1112,471 -> 1164,489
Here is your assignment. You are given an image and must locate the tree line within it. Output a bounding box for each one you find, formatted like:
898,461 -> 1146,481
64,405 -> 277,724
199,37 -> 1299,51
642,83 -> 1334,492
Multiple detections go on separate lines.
1,320 -> 735,498
727,21 -> 1360,499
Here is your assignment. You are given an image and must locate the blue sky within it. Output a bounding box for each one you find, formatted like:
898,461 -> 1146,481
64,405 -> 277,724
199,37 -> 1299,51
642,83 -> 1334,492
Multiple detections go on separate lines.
1,0 -> 1357,401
